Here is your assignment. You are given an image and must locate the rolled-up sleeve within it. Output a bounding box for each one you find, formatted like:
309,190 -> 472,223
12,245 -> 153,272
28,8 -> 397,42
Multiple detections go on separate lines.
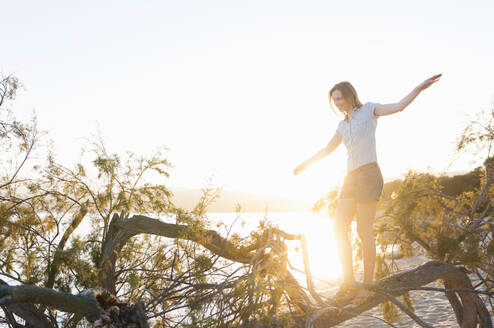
363,102 -> 380,120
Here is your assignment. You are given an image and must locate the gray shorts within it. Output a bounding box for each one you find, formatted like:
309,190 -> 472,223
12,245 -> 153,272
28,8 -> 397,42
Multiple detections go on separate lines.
339,162 -> 383,202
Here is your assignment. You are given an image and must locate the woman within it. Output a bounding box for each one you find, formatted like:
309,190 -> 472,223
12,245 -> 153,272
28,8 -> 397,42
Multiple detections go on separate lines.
293,74 -> 441,305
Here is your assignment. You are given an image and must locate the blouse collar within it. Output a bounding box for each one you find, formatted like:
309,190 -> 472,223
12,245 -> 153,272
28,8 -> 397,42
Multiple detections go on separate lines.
345,106 -> 360,121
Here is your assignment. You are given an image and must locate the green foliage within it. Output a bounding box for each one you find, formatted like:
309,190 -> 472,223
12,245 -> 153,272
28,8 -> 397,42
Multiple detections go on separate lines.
355,106 -> 494,323
312,187 -> 339,216
0,74 -> 20,107
193,254 -> 213,273
455,107 -> 494,160
374,164 -> 494,321
437,168 -> 482,197
0,74 -> 305,327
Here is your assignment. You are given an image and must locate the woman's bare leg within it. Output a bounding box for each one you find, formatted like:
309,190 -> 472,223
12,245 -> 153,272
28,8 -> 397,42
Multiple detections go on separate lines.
333,198 -> 357,283
351,200 -> 378,305
356,200 -> 378,284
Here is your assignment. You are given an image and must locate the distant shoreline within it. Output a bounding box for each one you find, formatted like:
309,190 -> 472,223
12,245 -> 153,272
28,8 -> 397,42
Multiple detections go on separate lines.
170,187 -> 315,213
171,169 -> 474,212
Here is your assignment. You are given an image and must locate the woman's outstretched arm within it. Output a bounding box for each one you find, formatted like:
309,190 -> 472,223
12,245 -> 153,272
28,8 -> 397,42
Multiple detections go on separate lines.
293,133 -> 342,175
374,73 -> 442,116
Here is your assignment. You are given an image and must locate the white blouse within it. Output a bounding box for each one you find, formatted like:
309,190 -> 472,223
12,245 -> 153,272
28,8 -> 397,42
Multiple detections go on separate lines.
336,102 -> 380,172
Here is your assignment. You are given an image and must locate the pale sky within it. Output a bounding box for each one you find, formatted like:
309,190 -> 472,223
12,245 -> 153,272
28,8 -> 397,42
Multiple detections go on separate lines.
3,0 -> 494,201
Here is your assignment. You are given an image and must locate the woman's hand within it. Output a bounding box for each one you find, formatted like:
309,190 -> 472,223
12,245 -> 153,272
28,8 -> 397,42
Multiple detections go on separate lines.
416,73 -> 442,92
293,163 -> 306,175
376,74 -> 442,116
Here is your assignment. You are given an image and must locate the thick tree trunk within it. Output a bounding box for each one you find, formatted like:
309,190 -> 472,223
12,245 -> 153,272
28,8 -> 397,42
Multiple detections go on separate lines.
98,213 -> 263,294
0,285 -> 148,327
0,279 -> 53,328
442,269 -> 492,328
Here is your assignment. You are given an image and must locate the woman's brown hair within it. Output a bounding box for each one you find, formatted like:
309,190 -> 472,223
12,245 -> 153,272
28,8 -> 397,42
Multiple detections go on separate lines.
328,81 -> 363,117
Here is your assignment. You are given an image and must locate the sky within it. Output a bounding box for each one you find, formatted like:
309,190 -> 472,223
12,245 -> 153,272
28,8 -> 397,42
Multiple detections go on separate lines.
2,0 -> 494,202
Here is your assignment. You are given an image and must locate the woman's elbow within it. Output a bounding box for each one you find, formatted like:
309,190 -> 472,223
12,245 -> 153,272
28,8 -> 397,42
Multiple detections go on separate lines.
395,105 -> 405,114
388,104 -> 405,115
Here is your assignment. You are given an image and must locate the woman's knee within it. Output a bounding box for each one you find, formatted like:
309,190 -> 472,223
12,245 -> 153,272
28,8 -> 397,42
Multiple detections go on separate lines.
356,225 -> 374,242
334,219 -> 351,238
356,201 -> 377,239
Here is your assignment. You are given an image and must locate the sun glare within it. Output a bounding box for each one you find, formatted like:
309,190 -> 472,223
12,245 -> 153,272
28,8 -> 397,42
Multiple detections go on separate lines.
282,214 -> 343,282
304,222 -> 342,280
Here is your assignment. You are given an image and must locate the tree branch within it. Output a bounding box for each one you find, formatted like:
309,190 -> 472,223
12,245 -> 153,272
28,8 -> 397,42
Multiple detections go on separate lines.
46,201 -> 89,289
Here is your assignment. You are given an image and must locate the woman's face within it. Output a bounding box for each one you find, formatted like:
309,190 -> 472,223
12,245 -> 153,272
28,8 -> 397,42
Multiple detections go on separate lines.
331,89 -> 351,114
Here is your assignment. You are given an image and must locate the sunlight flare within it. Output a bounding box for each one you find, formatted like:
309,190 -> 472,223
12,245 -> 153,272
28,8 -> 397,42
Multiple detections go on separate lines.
283,214 -> 342,281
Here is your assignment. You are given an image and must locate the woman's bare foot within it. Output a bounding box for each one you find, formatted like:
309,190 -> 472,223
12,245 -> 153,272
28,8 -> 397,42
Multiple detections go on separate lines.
350,289 -> 373,306
329,282 -> 359,305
